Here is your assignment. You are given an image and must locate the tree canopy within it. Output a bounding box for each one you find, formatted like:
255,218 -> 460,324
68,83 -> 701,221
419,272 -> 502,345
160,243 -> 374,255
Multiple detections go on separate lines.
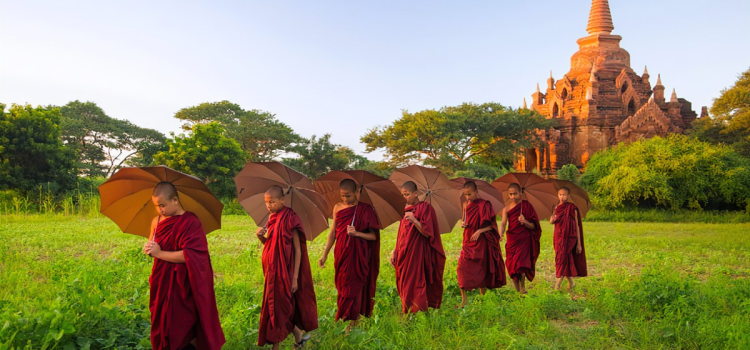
153,122 -> 248,198
174,101 -> 300,161
361,102 -> 552,174
59,101 -> 165,176
690,68 -> 750,157
0,104 -> 77,193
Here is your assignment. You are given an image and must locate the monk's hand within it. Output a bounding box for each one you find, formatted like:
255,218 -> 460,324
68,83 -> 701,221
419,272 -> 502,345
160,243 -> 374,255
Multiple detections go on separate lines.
291,278 -> 298,293
389,251 -> 396,267
470,231 -> 482,241
347,225 -> 357,237
318,254 -> 327,268
404,212 -> 415,222
518,214 -> 526,224
256,227 -> 266,239
142,241 -> 152,255
576,243 -> 582,254
149,241 -> 162,258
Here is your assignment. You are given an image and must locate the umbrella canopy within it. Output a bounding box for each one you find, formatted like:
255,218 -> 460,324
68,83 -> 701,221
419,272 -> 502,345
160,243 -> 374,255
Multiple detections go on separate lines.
451,177 -> 506,217
492,172 -> 558,219
314,170 -> 406,229
233,161 -> 329,240
552,179 -> 592,218
98,166 -> 223,238
390,165 -> 463,234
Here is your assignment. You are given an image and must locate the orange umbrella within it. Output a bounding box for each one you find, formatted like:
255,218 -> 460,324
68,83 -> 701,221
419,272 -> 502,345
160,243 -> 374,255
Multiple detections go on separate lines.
233,162 -> 329,240
314,170 -> 406,229
492,172 -> 558,219
390,165 -> 462,234
451,177 -> 505,223
98,166 -> 223,238
552,179 -> 592,218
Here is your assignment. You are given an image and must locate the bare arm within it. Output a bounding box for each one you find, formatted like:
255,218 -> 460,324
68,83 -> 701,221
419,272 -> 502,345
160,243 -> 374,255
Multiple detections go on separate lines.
549,205 -> 557,224
319,205 -> 340,268
523,220 -> 535,230
499,208 -> 508,235
151,248 -> 186,264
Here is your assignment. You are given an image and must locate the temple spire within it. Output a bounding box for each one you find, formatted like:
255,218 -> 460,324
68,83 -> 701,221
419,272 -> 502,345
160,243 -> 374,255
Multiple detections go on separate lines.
523,98 -> 528,109
586,0 -> 615,35
670,89 -> 678,103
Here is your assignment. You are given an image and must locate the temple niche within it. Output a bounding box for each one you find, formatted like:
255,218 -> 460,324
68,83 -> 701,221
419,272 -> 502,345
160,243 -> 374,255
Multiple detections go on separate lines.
516,0 -> 700,175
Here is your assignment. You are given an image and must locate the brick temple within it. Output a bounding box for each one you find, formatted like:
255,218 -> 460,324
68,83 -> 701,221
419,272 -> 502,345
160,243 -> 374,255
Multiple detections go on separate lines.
516,0 -> 703,175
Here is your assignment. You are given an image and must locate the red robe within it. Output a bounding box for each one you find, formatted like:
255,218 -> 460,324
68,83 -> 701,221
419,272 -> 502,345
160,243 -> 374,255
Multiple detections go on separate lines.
504,200 -> 541,282
258,207 -> 318,346
457,199 -> 506,290
394,201 -> 446,313
333,202 -> 380,321
149,211 -> 225,350
553,202 -> 588,278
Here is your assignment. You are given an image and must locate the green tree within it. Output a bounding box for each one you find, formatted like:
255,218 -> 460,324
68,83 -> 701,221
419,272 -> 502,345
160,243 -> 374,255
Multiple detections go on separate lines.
349,156 -> 396,179
153,122 -> 247,198
174,101 -> 301,161
580,134 -> 750,210
361,102 -> 552,174
556,164 -> 580,182
691,68 -> 750,157
283,134 -> 359,179
0,104 -> 77,193
455,162 -> 509,182
59,101 -> 166,176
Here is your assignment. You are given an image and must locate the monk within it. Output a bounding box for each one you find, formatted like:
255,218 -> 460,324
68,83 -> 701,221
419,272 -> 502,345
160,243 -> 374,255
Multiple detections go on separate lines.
456,181 -> 506,308
390,181 -> 446,313
499,183 -> 541,294
143,182 -> 225,350
256,185 -> 318,349
550,186 -> 587,292
318,179 -> 380,331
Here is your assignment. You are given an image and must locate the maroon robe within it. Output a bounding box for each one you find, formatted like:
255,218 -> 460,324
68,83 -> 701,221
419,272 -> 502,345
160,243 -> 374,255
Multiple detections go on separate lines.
504,200 -> 541,282
394,201 -> 446,313
149,211 -> 225,350
553,202 -> 588,278
333,202 -> 380,321
258,207 -> 318,346
457,199 -> 506,290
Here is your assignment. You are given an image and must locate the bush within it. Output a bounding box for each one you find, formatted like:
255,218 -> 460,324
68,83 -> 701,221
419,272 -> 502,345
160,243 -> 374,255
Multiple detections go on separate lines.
556,164 -> 580,182
580,134 -> 750,210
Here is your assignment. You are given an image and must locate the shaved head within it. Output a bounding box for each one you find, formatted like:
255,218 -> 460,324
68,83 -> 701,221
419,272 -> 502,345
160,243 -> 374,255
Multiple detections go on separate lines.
508,183 -> 521,192
339,179 -> 357,193
153,182 -> 178,200
265,185 -> 285,199
401,181 -> 418,193
462,181 -> 477,192
558,186 -> 570,194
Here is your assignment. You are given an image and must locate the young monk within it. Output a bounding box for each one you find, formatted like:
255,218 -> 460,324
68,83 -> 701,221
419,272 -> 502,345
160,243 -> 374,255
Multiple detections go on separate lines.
390,181 -> 446,313
456,181 -> 506,308
499,183 -> 541,294
143,182 -> 225,350
318,179 -> 380,331
550,186 -> 587,292
256,185 -> 318,349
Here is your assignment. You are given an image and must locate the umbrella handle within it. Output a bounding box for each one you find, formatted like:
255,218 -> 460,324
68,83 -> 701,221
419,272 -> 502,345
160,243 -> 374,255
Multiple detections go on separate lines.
350,204 -> 358,226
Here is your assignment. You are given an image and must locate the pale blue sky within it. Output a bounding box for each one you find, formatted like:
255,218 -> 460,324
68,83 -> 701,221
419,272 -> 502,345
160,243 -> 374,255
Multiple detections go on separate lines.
2,0 -> 749,159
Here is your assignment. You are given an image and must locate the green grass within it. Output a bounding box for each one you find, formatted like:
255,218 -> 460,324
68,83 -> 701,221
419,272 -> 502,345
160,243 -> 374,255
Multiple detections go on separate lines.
1,215 -> 749,349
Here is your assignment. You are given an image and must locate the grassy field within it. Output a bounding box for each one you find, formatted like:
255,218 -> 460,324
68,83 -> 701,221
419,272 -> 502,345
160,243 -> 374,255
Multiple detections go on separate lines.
1,215 -> 749,349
